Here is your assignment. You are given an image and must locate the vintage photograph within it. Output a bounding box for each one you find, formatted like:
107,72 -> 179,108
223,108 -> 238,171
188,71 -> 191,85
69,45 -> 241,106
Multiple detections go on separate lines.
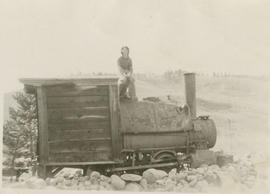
1,0 -> 270,193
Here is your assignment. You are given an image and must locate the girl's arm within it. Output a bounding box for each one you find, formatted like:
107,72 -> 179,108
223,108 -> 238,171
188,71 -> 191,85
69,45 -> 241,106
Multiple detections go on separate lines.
118,59 -> 126,76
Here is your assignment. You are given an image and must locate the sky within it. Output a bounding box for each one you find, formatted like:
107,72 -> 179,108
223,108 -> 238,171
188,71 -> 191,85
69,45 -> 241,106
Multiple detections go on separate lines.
0,0 -> 270,92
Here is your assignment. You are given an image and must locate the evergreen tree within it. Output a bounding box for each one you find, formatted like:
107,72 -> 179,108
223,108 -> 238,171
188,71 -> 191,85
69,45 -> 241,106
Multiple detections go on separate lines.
3,92 -> 38,169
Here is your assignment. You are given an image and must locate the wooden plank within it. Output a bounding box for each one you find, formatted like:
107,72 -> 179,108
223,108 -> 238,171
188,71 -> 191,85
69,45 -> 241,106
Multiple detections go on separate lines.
48,151 -> 112,163
48,107 -> 109,121
48,114 -> 109,123
47,96 -> 109,108
46,85 -> 108,97
49,139 -> 112,153
48,120 -> 110,131
109,85 -> 121,161
20,77 -> 119,87
48,137 -> 111,144
36,86 -> 49,165
48,128 -> 111,141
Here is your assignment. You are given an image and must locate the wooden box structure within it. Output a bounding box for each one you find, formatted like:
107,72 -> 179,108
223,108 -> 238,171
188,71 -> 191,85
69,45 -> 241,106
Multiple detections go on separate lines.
20,77 -> 121,178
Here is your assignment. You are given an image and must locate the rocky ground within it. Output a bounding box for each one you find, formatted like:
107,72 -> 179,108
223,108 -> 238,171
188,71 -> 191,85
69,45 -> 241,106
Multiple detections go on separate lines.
2,154 -> 269,193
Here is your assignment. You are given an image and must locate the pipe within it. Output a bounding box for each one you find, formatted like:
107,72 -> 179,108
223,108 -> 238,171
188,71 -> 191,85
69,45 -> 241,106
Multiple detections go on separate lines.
184,73 -> 196,119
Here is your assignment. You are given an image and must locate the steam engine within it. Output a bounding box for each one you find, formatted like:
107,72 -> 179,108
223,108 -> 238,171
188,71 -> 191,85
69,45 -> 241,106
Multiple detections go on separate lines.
20,73 -> 217,178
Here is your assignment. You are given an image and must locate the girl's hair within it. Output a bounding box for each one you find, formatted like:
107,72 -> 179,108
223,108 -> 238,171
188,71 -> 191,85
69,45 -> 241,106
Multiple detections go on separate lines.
121,46 -> 129,55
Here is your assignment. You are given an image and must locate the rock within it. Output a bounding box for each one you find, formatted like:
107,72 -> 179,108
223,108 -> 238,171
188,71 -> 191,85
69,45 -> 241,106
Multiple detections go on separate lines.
64,179 -> 72,187
25,177 -> 46,189
174,172 -> 187,182
196,174 -> 204,181
164,179 -> 177,191
173,183 -> 184,192
196,167 -> 206,174
63,172 -> 71,179
71,179 -> 79,186
140,178 -> 148,190
75,169 -> 83,177
168,168 -> 177,178
78,176 -> 87,183
156,179 -> 166,185
18,172 -> 32,182
179,179 -> 188,186
186,175 -> 197,182
45,177 -> 51,185
125,182 -> 143,191
205,171 -> 218,184
84,180 -> 91,188
77,182 -> 85,190
196,180 -> 209,191
56,176 -> 65,185
209,164 -> 220,171
100,175 -> 111,183
218,172 -> 237,189
121,173 -> 142,182
90,171 -> 101,180
68,174 -> 74,179
142,168 -> 167,184
111,174 -> 126,190
186,169 -> 198,175
169,168 -> 177,176
50,178 -> 57,186
189,178 -> 198,187
100,181 -> 114,190
36,178 -> 47,189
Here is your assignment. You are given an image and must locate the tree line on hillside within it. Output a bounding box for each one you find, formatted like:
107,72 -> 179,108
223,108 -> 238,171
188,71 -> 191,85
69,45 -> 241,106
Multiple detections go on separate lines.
68,69 -> 267,82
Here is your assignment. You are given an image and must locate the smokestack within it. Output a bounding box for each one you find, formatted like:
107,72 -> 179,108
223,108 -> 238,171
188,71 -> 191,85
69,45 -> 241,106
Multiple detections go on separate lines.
184,73 -> 196,119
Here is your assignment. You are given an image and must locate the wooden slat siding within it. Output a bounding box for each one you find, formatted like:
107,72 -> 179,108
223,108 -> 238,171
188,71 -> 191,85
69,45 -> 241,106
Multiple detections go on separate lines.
48,107 -> 109,121
49,137 -> 111,144
48,120 -> 110,131
49,151 -> 112,163
48,128 -> 111,141
20,77 -> 119,87
47,95 -> 109,108
49,139 -> 112,153
36,86 -> 49,165
109,85 -> 121,161
46,85 -> 108,97
48,115 -> 108,123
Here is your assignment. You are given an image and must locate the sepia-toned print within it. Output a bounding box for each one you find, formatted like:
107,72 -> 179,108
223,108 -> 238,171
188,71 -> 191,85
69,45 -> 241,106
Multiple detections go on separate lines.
1,0 -> 269,193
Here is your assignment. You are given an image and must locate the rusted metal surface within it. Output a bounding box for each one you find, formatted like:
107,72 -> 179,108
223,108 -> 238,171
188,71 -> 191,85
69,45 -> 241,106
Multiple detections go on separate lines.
192,118 -> 217,148
120,100 -> 193,133
122,119 -> 217,151
184,73 -> 196,119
